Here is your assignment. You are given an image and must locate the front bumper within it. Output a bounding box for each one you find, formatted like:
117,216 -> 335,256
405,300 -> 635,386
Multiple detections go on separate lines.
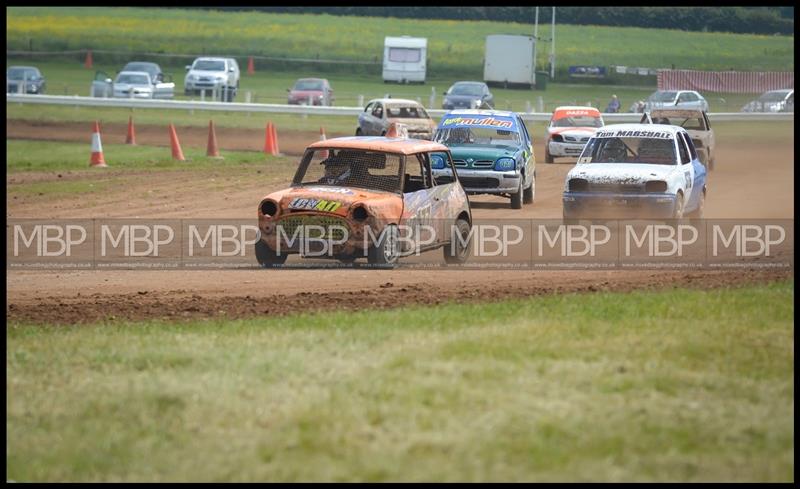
185,80 -> 226,92
113,91 -> 153,99
563,192 -> 677,219
288,98 -> 324,106
7,84 -> 41,94
434,168 -> 522,194
442,100 -> 477,110
548,141 -> 586,157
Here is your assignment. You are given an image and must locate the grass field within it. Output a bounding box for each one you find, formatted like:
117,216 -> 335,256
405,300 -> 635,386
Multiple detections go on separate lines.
6,281 -> 794,482
7,7 -> 794,79
5,140 -> 287,174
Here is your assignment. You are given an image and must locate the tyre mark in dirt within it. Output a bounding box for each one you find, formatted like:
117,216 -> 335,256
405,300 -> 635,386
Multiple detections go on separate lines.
6,269 -> 791,325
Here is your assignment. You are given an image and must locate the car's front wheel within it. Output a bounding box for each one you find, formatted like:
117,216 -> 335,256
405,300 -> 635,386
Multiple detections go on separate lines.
367,225 -> 399,267
510,179 -> 523,209
255,239 -> 288,268
523,171 -> 535,204
545,147 -> 554,163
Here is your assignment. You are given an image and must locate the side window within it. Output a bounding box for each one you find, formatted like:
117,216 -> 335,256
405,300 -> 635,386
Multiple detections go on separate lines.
517,116 -> 532,145
373,103 -> 383,118
403,154 -> 429,192
430,152 -> 455,186
681,132 -> 698,161
677,134 -> 691,165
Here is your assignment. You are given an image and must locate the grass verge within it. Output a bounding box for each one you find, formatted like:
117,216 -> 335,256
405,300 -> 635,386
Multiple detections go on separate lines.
6,280 -> 794,482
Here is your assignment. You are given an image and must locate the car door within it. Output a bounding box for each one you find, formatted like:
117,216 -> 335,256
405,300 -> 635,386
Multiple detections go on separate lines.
484,86 -> 494,108
676,131 -> 701,209
516,115 -> 534,187
402,153 -> 448,247
91,71 -> 113,97
702,112 -> 715,157
371,102 -> 386,134
358,102 -> 374,134
152,72 -> 175,99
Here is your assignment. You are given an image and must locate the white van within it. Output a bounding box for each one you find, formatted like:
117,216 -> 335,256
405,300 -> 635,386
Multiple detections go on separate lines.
382,36 -> 427,84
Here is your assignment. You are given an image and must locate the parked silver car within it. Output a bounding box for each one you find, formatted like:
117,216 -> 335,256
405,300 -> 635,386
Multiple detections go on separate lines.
643,90 -> 709,112
184,57 -> 240,101
91,62 -> 175,99
741,89 -> 794,113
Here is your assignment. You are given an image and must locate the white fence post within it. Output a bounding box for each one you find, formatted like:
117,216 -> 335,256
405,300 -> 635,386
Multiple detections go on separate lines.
357,94 -> 364,107
537,96 -> 544,113
525,100 -> 531,113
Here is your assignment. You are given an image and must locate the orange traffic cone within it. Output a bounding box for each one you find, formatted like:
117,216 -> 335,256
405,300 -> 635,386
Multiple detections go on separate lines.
125,116 -> 136,145
206,120 -> 222,158
247,56 -> 255,75
271,123 -> 280,155
319,126 -> 329,159
168,123 -> 186,161
89,121 -> 107,167
84,50 -> 93,69
264,122 -> 276,156
385,122 -> 408,139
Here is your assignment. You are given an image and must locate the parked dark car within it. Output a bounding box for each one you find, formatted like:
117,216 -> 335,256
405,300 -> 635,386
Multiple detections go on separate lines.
442,81 -> 493,110
6,66 -> 45,94
287,78 -> 334,106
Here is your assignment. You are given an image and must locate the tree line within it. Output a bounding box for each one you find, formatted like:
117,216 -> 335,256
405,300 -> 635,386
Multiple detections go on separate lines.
196,7 -> 793,36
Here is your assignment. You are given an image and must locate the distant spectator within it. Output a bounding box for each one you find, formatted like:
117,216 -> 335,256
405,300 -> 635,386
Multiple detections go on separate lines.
605,94 -> 621,113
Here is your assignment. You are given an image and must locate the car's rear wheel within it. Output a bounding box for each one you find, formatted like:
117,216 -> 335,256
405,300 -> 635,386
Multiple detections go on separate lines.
255,239 -> 288,268
443,218 -> 471,265
367,225 -> 399,267
510,179 -> 523,209
355,128 -> 363,136
709,156 -> 715,171
672,193 -> 685,219
687,189 -> 705,219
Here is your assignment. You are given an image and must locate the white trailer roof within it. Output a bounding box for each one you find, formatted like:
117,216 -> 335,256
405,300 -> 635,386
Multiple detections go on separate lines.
384,36 -> 427,48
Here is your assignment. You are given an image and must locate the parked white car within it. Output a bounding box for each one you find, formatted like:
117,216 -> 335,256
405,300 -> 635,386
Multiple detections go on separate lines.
184,57 -> 240,101
644,90 -> 709,112
741,89 -> 794,113
563,124 -> 707,219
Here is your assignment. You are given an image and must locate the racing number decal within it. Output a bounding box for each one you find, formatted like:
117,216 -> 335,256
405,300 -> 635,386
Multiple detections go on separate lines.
683,171 -> 693,190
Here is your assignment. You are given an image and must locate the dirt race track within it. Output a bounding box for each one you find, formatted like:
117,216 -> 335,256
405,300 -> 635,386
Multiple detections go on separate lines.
6,119 -> 795,324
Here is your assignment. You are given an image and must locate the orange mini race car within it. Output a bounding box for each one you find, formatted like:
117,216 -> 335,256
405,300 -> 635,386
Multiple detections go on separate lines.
256,127 -> 472,267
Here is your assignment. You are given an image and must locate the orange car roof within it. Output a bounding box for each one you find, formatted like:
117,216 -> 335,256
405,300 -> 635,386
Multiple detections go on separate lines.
307,136 -> 450,155
552,107 -> 602,120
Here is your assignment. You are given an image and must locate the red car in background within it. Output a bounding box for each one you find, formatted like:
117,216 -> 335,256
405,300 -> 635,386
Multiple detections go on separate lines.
287,78 -> 334,106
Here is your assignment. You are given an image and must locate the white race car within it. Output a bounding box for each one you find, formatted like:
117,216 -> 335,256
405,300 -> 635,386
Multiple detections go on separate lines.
544,106 -> 604,163
562,124 -> 707,219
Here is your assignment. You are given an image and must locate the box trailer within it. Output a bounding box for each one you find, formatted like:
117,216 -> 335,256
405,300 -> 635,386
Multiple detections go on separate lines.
383,36 -> 427,84
483,34 -> 535,88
